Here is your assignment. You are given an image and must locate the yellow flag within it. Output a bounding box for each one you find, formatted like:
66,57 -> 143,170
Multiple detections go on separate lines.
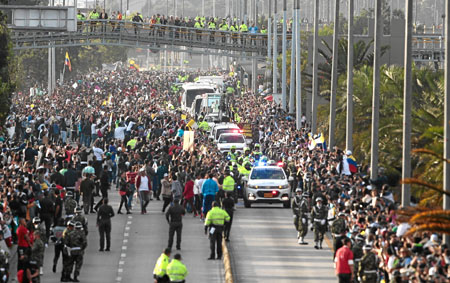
181,114 -> 187,120
186,119 -> 195,128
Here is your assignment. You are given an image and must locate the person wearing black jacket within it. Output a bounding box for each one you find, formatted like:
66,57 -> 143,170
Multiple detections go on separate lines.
39,191 -> 54,243
96,198 -> 114,252
222,192 -> 235,242
165,199 -> 185,250
94,165 -> 110,212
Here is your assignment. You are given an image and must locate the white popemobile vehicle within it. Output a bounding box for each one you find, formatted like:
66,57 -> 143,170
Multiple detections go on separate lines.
243,164 -> 292,208
216,133 -> 246,153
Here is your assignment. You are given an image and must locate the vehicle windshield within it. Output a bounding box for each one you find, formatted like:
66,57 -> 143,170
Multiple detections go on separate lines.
215,128 -> 239,140
185,88 -> 214,107
250,168 -> 286,180
218,135 -> 245,144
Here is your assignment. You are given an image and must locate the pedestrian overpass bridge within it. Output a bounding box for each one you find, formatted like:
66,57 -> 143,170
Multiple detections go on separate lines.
10,20 -> 269,58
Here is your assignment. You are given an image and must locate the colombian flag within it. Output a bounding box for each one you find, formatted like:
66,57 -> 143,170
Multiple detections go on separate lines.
347,154 -> 357,173
65,52 -> 72,71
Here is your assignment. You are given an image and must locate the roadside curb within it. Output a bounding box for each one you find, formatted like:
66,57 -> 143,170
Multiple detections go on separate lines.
222,239 -> 234,283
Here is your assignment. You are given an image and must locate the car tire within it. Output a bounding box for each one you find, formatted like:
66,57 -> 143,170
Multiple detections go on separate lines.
244,199 -> 251,208
283,201 -> 291,208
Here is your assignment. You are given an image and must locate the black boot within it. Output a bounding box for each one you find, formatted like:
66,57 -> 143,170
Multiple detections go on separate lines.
73,275 -> 80,282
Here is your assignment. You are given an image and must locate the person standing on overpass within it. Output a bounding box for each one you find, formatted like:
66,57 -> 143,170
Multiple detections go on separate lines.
335,237 -> 354,283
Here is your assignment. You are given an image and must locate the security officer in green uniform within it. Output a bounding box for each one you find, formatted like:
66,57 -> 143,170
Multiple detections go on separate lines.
61,221 -> 75,282
229,22 -> 238,43
227,146 -> 237,162
331,212 -> 347,259
252,144 -> 263,158
69,222 -> 87,282
311,197 -> 327,250
89,9 -> 99,32
239,21 -> 248,44
208,19 -> 216,42
167,253 -> 188,283
260,25 -> 267,45
77,10 -> 85,32
219,19 -> 228,43
153,248 -> 171,283
64,191 -> 77,217
194,19 -> 203,41
204,202 -> 230,260
358,245 -> 378,283
352,234 -> 365,278
222,169 -> 235,203
72,207 -> 88,236
292,189 -> 310,245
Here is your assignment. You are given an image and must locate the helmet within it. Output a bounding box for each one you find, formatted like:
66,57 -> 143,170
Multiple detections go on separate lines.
66,191 -> 74,198
230,145 -> 237,150
260,156 -> 268,162
254,143 -> 260,148
244,161 -> 251,168
75,206 -> 83,214
295,188 -> 302,193
338,212 -> 346,217
32,217 -> 41,224
302,192 -> 310,198
67,220 -> 75,227
315,197 -> 323,202
267,160 -> 276,166
74,221 -> 83,229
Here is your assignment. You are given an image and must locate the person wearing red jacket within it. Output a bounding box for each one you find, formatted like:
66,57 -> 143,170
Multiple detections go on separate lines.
182,175 -> 197,216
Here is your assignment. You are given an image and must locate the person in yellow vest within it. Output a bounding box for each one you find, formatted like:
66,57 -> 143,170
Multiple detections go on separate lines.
194,19 -> 202,41
153,248 -> 171,283
77,10 -> 86,32
229,21 -> 238,43
219,19 -> 228,43
166,253 -> 188,283
239,21 -> 248,45
222,169 -> 235,203
126,137 -> 138,150
89,9 -> 99,32
205,201 -> 230,260
260,25 -> 267,46
208,19 -> 216,42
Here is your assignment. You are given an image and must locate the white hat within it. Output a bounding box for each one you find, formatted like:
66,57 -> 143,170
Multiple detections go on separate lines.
346,150 -> 352,155
367,185 -> 373,190
26,128 -> 32,134
164,173 -> 168,177
430,234 -> 439,242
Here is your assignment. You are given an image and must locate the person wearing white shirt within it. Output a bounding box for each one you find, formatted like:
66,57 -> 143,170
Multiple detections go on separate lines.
193,174 -> 203,215
91,123 -> 98,144
136,169 -> 151,214
93,145 -> 104,162
114,125 -> 127,140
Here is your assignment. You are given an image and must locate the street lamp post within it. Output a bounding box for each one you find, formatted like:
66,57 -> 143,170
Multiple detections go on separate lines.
346,0 -> 354,152
295,0 -> 301,130
311,0 -> 319,134
443,0 -> 450,245
402,0 -> 413,208
272,0 -> 278,95
370,0 -> 382,180
328,0 -> 340,149
281,0 -> 287,110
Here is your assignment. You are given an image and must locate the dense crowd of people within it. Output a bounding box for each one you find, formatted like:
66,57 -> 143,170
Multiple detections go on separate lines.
0,65 -> 447,283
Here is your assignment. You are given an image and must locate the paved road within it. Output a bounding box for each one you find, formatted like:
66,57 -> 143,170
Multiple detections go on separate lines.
40,192 -> 223,283
229,202 -> 336,283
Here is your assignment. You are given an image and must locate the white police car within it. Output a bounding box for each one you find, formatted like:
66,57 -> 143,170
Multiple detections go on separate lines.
216,133 -> 246,153
243,165 -> 292,208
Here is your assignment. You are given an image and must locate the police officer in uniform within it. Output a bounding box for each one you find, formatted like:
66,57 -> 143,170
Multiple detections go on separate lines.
358,245 -> 377,283
331,212 -> 347,259
311,197 -> 327,249
205,202 -> 230,260
231,164 -> 241,202
153,248 -> 171,283
292,189 -> 310,245
221,169 -> 235,205
72,207 -> 88,236
30,230 -> 45,277
352,234 -> 365,280
69,222 -> 87,282
96,198 -> 115,252
64,191 -> 77,217
61,220 -> 75,282
167,253 -> 188,283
